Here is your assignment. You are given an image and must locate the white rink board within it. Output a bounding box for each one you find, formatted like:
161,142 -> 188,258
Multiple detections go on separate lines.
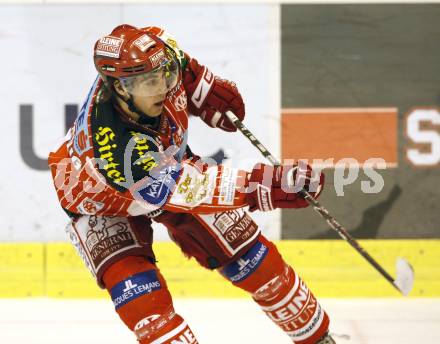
0,298 -> 438,344
0,4 -> 280,241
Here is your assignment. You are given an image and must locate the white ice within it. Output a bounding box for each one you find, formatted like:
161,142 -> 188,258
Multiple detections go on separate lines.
0,298 -> 438,343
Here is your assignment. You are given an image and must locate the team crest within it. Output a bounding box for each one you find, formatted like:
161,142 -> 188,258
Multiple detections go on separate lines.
174,92 -> 187,112
77,198 -> 104,215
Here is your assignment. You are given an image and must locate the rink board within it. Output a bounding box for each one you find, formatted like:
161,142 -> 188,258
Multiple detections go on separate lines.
0,240 -> 438,298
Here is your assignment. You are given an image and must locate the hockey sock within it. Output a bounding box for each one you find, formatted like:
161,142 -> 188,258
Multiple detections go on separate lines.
221,236 -> 330,344
103,256 -> 199,343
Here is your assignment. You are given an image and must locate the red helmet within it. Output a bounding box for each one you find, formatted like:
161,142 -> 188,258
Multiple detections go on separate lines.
93,24 -> 180,100
94,24 -> 171,78
93,24 -> 181,116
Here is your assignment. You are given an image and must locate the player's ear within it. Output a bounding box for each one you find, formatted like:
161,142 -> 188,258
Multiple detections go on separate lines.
114,79 -> 130,99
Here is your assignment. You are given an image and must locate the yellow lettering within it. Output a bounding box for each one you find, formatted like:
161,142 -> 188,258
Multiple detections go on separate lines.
98,144 -> 117,153
134,144 -> 150,152
104,162 -> 120,171
185,192 -> 194,203
143,160 -> 158,171
107,169 -> 121,178
178,174 -> 192,193
100,152 -> 114,161
95,127 -> 115,146
94,127 -> 126,183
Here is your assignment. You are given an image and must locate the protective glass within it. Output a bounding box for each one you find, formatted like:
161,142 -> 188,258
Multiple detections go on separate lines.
120,53 -> 179,97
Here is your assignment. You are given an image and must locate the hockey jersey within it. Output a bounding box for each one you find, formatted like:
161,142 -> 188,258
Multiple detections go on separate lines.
48,42 -> 249,218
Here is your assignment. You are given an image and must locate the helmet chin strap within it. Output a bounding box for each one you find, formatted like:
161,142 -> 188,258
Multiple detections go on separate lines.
115,92 -> 160,127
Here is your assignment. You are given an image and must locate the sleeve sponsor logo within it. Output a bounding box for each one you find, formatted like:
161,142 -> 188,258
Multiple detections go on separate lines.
169,164 -> 216,207
110,270 -> 161,309
176,172 -> 208,205
96,36 -> 124,58
218,166 -> 238,205
221,240 -> 268,283
133,34 -> 156,52
138,165 -> 180,205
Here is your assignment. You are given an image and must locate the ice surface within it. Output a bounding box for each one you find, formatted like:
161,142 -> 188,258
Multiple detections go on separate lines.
0,298 -> 438,343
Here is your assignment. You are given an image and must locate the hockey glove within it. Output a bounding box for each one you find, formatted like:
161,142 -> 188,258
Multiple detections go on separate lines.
245,162 -> 325,212
183,57 -> 245,132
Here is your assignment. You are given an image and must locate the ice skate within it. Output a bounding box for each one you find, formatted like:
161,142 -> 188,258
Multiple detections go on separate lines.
316,332 -> 337,344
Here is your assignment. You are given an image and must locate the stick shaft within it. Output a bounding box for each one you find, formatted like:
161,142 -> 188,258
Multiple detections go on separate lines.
226,111 -> 402,293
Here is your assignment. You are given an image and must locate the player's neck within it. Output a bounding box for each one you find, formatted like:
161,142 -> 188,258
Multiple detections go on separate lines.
114,97 -> 161,130
115,96 -> 141,122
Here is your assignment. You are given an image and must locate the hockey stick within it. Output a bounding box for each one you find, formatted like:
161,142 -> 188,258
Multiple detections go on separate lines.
225,110 -> 414,296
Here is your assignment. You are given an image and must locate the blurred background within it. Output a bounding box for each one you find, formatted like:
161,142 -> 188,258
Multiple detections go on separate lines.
0,1 -> 439,343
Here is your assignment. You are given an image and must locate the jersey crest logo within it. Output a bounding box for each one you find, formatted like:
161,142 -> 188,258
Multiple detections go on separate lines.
174,92 -> 187,112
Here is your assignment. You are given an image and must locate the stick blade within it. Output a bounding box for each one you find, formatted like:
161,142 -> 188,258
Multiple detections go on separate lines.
394,257 -> 415,296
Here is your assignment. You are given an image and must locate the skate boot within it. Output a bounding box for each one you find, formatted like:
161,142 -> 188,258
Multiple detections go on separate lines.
316,332 -> 336,344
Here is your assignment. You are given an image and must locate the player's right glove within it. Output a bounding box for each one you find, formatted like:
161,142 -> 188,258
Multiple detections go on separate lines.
245,162 -> 324,212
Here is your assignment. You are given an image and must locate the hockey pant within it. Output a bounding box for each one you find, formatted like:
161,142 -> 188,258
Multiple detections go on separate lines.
67,210 -> 330,343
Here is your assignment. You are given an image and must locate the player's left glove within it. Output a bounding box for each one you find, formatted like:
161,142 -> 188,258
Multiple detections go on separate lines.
183,57 -> 245,132
245,162 -> 325,212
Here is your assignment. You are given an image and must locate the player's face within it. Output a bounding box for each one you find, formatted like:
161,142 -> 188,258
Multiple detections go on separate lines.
133,93 -> 167,117
120,57 -> 179,117
130,73 -> 168,117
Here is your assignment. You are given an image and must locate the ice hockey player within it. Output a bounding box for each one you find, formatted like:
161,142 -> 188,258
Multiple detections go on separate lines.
48,24 -> 336,344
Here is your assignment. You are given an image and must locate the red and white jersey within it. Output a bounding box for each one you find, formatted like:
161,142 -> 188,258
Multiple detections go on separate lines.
48,46 -> 249,218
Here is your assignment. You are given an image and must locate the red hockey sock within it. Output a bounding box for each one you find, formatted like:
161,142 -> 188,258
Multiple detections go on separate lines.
103,256 -> 199,344
222,237 -> 330,344
253,265 -> 330,343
